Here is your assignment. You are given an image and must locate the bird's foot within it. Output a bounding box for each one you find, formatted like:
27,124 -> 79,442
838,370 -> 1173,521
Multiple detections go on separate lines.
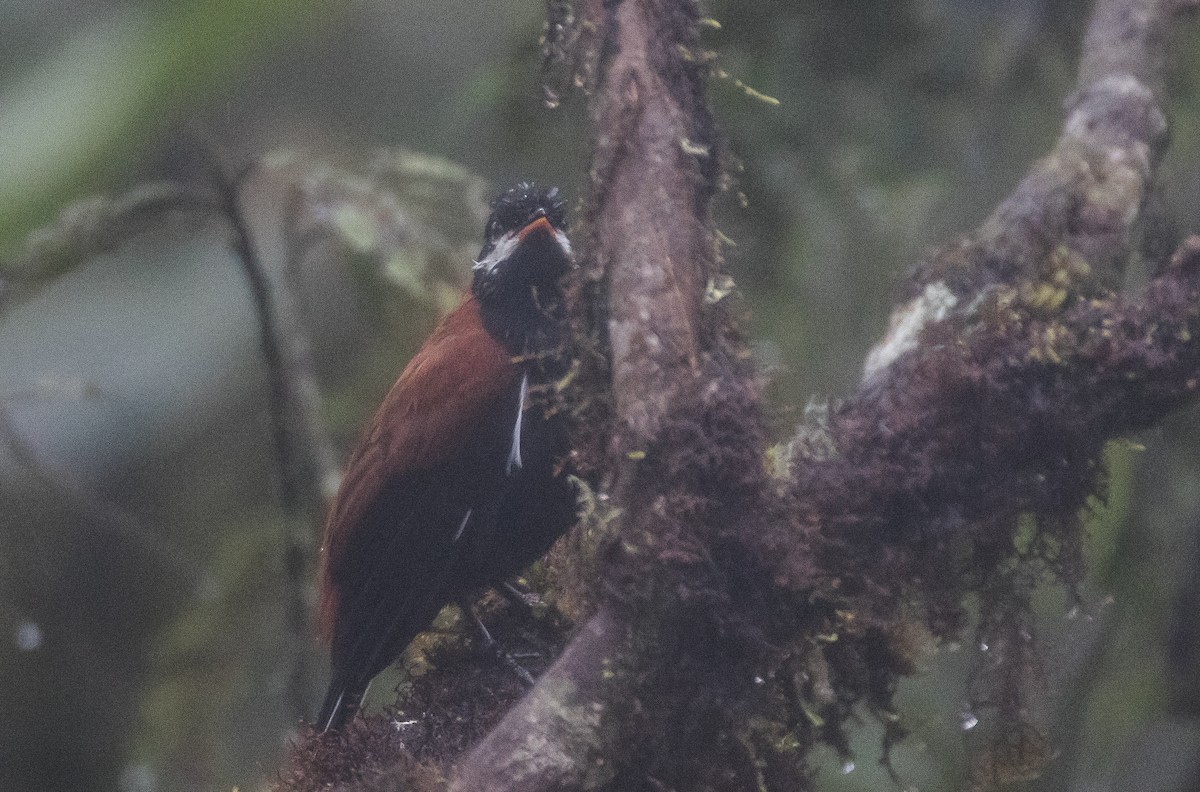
459,600 -> 536,687
499,580 -> 542,613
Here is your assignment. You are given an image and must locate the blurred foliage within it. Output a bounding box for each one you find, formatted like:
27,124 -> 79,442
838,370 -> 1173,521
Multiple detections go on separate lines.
280,148 -> 488,311
129,149 -> 490,790
0,1 -> 1199,792
0,0 -> 331,259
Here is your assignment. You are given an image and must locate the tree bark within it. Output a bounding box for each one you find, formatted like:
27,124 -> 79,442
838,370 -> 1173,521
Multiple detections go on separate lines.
448,1 -> 1200,789
285,1 -> 1200,790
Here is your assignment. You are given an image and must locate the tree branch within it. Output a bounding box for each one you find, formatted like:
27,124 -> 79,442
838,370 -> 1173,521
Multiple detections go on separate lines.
451,0 -> 1200,789
790,0 -> 1198,606
449,0 -> 743,789
0,386 -> 203,586
771,0 -> 1200,780
865,0 -> 1192,382
449,605 -> 626,791
201,149 -> 332,726
286,0 -> 1200,789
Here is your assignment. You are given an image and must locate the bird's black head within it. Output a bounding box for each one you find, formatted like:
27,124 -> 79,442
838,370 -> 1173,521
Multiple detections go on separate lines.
472,183 -> 573,353
473,184 -> 571,296
482,183 -> 568,248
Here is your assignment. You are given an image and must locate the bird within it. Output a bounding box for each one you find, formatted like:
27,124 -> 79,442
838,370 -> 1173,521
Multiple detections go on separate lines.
314,183 -> 578,733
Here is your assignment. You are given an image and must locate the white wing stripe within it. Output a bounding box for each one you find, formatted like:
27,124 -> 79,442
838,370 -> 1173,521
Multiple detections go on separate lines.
506,374 -> 527,474
452,508 -> 473,543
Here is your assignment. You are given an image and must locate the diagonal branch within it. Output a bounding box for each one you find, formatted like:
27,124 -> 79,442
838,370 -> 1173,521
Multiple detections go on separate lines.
452,1 -> 1200,790
292,1 -> 1199,789
772,0 -> 1200,779
865,0 -> 1193,382
792,0 -> 1199,603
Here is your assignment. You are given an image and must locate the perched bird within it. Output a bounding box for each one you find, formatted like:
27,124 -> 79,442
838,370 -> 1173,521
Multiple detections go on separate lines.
315,184 -> 578,733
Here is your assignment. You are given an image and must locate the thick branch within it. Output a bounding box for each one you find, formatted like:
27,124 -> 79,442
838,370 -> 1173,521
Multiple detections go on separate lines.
455,0 -> 1198,789
768,0 -> 1200,767
818,0 -> 1198,566
450,606 -> 626,791
314,1 -> 1198,789
450,0 -> 732,789
865,0 -> 1191,382
590,0 -> 717,445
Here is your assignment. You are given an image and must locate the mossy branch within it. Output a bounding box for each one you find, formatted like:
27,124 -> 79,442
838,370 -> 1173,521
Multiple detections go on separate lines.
452,0 -> 758,788
451,1 -> 1200,789
283,0 -> 1200,790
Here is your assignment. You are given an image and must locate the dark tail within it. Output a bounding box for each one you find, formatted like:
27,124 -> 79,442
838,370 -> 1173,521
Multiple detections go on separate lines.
316,677 -> 368,733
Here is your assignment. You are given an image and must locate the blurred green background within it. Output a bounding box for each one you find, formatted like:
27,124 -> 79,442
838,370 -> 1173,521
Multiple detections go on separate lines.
1,1 -> 1198,791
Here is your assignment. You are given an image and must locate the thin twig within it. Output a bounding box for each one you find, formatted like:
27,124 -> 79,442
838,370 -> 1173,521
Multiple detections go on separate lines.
1,182 -> 220,310
198,144 -> 320,725
280,185 -> 343,503
0,397 -> 202,586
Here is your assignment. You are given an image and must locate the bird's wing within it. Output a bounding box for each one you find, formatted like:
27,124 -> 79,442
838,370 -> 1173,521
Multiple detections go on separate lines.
316,295 -> 518,644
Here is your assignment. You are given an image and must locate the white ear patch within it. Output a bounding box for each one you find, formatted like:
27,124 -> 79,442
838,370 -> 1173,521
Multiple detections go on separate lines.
473,232 -> 520,273
553,230 -> 572,257
506,374 -> 528,475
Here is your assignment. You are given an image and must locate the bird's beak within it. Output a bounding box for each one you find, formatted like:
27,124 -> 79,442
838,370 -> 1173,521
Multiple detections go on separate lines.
517,215 -> 573,261
517,216 -> 555,242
